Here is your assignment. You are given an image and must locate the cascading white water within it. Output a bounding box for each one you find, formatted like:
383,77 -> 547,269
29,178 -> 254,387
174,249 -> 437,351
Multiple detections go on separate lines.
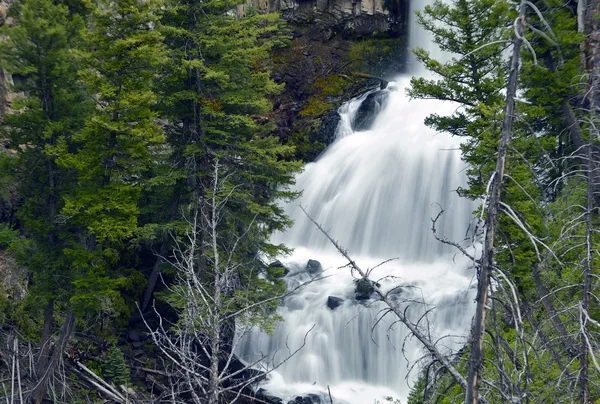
236,2 -> 477,403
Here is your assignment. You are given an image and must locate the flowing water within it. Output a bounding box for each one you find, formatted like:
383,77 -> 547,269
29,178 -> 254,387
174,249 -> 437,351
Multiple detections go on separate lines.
236,2 -> 478,403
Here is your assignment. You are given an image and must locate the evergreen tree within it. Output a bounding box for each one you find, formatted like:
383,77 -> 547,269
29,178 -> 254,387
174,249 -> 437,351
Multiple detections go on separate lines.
56,0 -> 168,317
134,1 -> 302,400
410,1 -> 599,402
139,0 -> 300,315
0,0 -> 92,400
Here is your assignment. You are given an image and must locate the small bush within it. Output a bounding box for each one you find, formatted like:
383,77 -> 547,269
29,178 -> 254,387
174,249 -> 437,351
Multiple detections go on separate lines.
103,346 -> 130,386
0,224 -> 18,249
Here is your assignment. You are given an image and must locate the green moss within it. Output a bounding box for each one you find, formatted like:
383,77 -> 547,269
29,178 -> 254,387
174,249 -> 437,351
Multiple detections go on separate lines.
348,37 -> 405,75
289,119 -> 326,161
300,96 -> 330,118
314,75 -> 348,97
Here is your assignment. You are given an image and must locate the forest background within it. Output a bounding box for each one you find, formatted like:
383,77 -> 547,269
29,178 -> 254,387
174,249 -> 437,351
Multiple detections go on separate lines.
0,0 -> 598,403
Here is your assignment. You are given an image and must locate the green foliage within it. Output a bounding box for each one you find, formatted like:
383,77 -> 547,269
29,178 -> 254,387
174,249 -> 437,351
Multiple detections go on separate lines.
289,119 -> 327,162
0,224 -> 18,248
408,0 -> 510,139
0,0 -> 93,326
61,0 -> 167,242
103,346 -> 131,387
300,96 -> 331,118
348,37 -> 405,75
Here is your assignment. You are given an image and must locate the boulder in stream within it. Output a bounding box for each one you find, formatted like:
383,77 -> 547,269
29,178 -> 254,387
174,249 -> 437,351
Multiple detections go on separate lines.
353,90 -> 389,131
327,296 -> 344,310
354,278 -> 379,300
306,259 -> 323,275
256,388 -> 283,404
287,394 -> 322,404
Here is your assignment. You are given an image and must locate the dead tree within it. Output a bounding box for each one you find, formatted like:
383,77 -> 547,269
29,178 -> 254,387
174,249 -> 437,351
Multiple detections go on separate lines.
465,2 -> 528,403
300,207 -> 490,404
144,160 -> 318,404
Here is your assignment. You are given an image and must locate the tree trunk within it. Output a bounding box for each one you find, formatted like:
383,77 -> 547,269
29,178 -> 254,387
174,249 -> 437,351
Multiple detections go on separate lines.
36,299 -> 55,378
465,3 -> 526,403
532,266 -> 578,355
578,134 -> 593,404
30,311 -> 75,404
580,1 -> 600,400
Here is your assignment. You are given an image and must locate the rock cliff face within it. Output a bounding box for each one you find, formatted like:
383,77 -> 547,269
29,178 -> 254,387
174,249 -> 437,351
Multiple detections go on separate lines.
237,0 -> 406,37
234,0 -> 408,161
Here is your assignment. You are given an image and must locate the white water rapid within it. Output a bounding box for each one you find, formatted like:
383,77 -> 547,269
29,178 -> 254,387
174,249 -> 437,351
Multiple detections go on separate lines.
237,3 -> 477,403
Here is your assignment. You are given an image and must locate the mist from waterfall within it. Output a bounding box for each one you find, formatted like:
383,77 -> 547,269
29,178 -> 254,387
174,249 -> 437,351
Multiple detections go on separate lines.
236,2 -> 477,403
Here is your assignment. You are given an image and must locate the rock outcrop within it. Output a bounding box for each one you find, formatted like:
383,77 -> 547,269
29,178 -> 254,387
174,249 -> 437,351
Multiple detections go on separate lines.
354,278 -> 380,300
353,89 -> 389,131
236,0 -> 406,37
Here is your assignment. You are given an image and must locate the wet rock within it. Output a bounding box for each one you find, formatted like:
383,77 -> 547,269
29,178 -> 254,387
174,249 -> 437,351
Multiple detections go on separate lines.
272,72 -> 283,83
127,330 -> 141,342
306,259 -> 323,275
353,90 -> 389,131
287,394 -> 322,404
327,296 -> 344,310
354,278 -> 379,300
256,388 -> 283,404
132,341 -> 143,348
316,108 -> 342,145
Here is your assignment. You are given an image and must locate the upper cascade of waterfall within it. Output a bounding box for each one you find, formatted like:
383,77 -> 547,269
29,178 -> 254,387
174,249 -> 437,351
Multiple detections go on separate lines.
407,0 -> 452,74
273,76 -> 472,262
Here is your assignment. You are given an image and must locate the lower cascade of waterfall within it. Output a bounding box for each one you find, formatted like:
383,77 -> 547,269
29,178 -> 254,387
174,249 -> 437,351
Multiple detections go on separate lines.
236,77 -> 478,404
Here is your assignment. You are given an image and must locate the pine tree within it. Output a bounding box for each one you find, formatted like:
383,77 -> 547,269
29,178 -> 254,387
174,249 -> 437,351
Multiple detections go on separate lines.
410,1 -> 600,403
0,0 -> 92,400
136,1 -> 302,401
56,0 -> 168,317
138,0 -> 300,314
103,345 -> 131,387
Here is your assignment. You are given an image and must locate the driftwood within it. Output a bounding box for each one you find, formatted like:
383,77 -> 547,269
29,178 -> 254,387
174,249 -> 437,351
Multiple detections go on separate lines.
74,361 -> 128,403
353,72 -> 388,89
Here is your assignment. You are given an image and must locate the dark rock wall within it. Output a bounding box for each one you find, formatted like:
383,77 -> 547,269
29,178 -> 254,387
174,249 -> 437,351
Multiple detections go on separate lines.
239,0 -> 409,161
236,0 -> 407,37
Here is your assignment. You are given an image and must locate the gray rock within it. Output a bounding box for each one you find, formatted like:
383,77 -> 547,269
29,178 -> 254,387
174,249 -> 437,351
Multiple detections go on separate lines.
354,278 -> 378,300
257,388 -> 283,404
288,395 -> 322,404
327,296 -> 344,310
353,90 -> 389,131
132,349 -> 145,358
127,330 -> 141,342
306,259 -> 323,275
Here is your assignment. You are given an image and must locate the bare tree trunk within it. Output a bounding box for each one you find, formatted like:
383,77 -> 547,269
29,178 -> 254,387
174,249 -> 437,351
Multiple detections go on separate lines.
579,1 -> 600,400
532,267 -> 577,354
208,169 -> 222,404
299,207 -> 490,403
465,3 -> 526,403
36,299 -> 54,379
578,109 -> 595,404
30,311 -> 75,404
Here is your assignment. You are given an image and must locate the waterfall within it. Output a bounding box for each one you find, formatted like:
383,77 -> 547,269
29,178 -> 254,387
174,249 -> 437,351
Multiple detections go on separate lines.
236,2 -> 477,403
